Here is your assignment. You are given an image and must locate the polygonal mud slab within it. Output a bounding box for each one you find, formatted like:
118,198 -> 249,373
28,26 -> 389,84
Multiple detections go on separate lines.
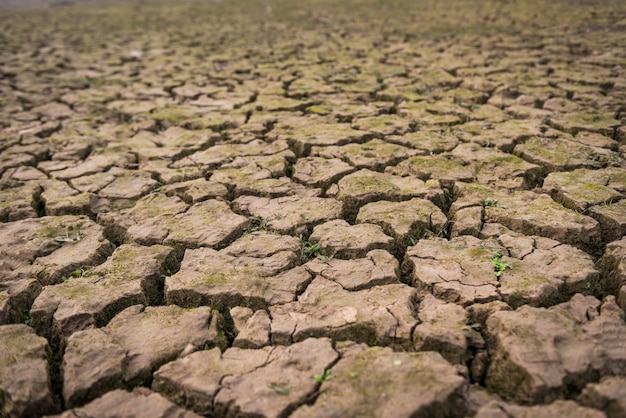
485,295 -> 626,404
232,195 -> 343,235
210,162 -> 318,199
163,178 -> 230,204
230,306 -> 272,348
386,130 -> 458,154
123,127 -> 218,162
474,400 -> 605,418
327,169 -> 435,220
543,168 -> 625,212
50,388 -> 201,418
31,244 -> 178,341
0,278 -> 41,325
450,143 -> 542,189
0,215 -> 112,286
356,198 -> 447,249
402,234 -> 598,308
303,249 -> 398,291
154,338 -> 338,417
171,139 -> 290,170
578,376 -> 626,417
213,341 -> 323,417
269,277 -> 417,348
165,247 -> 311,310
413,294 -> 483,364
514,136 -> 612,173
39,179 -> 99,217
50,151 -> 137,181
548,112 -> 621,136
292,157 -> 356,189
589,200 -> 626,243
97,170 -> 160,209
268,117 -> 371,157
291,343 -> 467,418
455,119 -> 545,153
0,181 -> 41,221
451,184 -> 602,250
386,155 -> 474,189
62,304 -> 224,408
311,138 -> 418,171
99,194 -> 249,248
0,324 -> 58,417
350,115 -> 413,137
596,237 -> 626,309
308,219 -> 394,259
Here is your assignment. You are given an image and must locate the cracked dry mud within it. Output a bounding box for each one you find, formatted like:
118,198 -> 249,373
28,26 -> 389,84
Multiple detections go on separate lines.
0,0 -> 625,417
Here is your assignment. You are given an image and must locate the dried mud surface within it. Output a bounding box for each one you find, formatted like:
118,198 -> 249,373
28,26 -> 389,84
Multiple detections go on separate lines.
1,0 -> 626,416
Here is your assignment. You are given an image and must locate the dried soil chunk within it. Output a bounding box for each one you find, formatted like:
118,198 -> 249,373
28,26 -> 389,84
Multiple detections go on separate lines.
0,181 -> 41,221
0,215 -> 112,285
351,115 -> 412,137
97,193 -> 188,244
386,155 -> 474,189
484,192 -> 601,250
578,376 -> 626,417
269,277 -> 417,348
475,400 -> 605,418
165,247 -> 311,310
214,338 -> 338,418
0,279 -> 41,325
98,170 -> 160,209
99,195 -> 248,248
329,169 -> 432,219
172,139 -> 289,170
589,200 -> 626,243
230,306 -> 271,348
291,344 -> 466,418
0,324 -> 57,417
402,236 -> 503,306
31,244 -> 177,341
356,198 -> 447,248
309,220 -> 393,259
514,136 -> 609,173
597,237 -> 626,303
497,234 -> 599,308
548,112 -> 621,135
414,294 -> 482,365
211,163 -> 317,198
163,178 -> 229,204
450,143 -> 542,189
485,295 -> 626,404
385,131 -> 458,154
233,195 -> 342,235
543,168 -> 625,212
304,249 -> 398,291
51,151 -> 136,181
456,119 -> 544,153
292,157 -> 356,189
311,139 -> 418,171
270,118 -> 370,157
153,347 -> 271,415
52,388 -> 201,418
62,305 -> 224,407
162,199 -> 249,249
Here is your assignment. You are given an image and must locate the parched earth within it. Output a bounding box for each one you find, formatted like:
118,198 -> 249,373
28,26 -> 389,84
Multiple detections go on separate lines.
1,0 -> 626,416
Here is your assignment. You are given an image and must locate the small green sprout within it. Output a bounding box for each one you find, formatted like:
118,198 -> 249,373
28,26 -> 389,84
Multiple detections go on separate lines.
268,383 -> 289,395
299,234 -> 323,258
314,369 -> 331,384
491,253 -> 512,277
483,197 -> 498,207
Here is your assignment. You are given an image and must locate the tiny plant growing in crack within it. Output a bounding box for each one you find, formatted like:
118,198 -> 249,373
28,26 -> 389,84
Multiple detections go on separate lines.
491,252 -> 511,277
314,369 -> 331,384
299,234 -> 323,259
